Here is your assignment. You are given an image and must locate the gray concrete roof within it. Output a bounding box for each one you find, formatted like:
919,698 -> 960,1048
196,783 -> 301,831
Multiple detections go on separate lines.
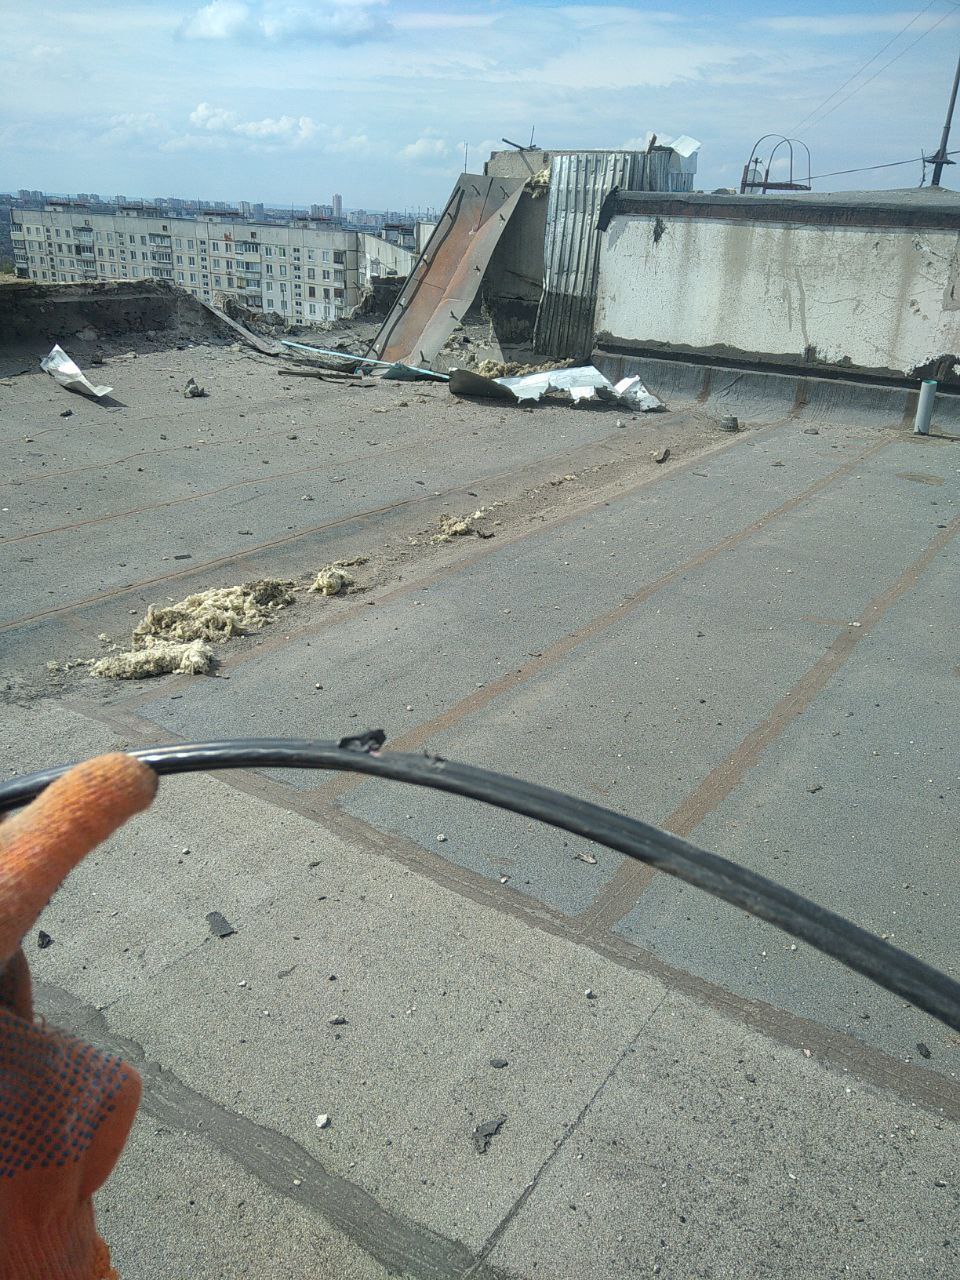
1,333 -> 958,1277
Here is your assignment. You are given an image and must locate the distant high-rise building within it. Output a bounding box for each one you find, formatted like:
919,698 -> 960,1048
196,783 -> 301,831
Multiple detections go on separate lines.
332,193 -> 343,219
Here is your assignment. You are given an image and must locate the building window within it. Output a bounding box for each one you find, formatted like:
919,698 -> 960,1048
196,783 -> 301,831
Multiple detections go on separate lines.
265,263 -> 273,275
214,275 -> 221,287
323,287 -> 331,299
176,255 -> 183,265
212,258 -> 221,268
334,269 -> 344,282
176,271 -> 184,281
277,247 -> 285,257
280,265 -> 287,277
309,303 -> 316,315
188,256 -> 196,266
308,286 -> 315,298
175,238 -> 182,248
190,272 -> 197,283
307,268 -> 315,280
322,269 -> 330,280
141,235 -> 147,244
212,241 -> 220,251
322,250 -> 330,262
187,239 -> 195,249
333,251 -> 345,264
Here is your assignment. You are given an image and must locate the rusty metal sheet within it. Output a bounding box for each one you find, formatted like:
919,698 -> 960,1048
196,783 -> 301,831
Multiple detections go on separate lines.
368,173 -> 525,368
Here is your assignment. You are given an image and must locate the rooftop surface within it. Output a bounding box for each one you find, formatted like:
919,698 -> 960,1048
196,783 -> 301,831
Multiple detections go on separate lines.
1,330 -> 958,1277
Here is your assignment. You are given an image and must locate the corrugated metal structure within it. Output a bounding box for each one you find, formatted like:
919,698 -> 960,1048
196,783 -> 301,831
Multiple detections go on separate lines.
533,152 -> 643,360
531,141 -> 700,359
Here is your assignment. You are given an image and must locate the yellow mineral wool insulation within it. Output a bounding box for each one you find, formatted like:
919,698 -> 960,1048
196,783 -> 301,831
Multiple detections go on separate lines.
474,358 -> 575,379
432,509 -> 488,542
308,557 -> 368,596
92,638 -> 215,679
133,580 -> 295,645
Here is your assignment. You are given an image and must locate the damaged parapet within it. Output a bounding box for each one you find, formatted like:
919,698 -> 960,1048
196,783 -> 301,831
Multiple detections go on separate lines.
481,140 -> 701,362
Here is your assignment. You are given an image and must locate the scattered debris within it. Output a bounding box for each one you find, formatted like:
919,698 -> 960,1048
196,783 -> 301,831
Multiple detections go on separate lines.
719,415 -> 740,432
917,1042 -> 932,1059
807,784 -> 823,794
450,364 -> 664,411
133,580 -> 294,645
432,509 -> 491,542
489,1058 -> 508,1069
585,988 -> 597,1000
315,1113 -> 331,1129
310,564 -> 353,596
206,911 -> 237,939
328,1017 -> 348,1027
184,376 -> 207,398
473,1114 -> 507,1154
653,447 -> 670,464
437,833 -> 448,843
59,409 -> 73,418
803,427 -> 820,435
308,557 -> 367,596
37,930 -> 53,950
91,638 -> 215,679
40,344 -> 113,400
475,358 -> 575,379
574,852 -> 598,865
92,580 -> 294,679
613,375 -> 664,412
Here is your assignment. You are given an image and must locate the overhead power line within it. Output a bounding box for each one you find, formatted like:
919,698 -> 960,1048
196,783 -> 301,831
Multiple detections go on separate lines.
790,0 -> 943,135
792,1 -> 960,137
807,147 -> 960,180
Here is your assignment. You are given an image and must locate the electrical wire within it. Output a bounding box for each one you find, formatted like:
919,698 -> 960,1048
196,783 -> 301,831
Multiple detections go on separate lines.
2,737 -> 959,1035
790,0 -> 946,136
807,147 -> 960,180
796,4 -> 960,137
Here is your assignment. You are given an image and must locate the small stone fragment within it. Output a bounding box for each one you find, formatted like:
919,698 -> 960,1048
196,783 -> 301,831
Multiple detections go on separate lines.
316,1113 -> 331,1129
917,1042 -> 932,1059
473,1114 -> 507,1154
490,1058 -> 508,1069
206,911 -> 237,939
37,930 -> 53,949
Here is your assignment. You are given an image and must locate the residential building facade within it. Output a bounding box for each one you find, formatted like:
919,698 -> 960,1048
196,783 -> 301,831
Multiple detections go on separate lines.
11,203 -> 414,324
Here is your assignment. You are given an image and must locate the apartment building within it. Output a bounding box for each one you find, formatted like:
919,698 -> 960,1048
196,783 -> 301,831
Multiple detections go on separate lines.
10,203 -> 413,324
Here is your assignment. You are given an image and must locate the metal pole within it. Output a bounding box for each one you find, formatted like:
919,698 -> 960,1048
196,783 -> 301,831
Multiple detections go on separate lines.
932,46 -> 960,186
914,379 -> 936,435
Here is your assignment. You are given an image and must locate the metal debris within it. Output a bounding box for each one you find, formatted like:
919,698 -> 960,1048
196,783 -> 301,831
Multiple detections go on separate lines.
473,1114 -> 507,1154
206,911 -> 237,939
184,376 -> 207,399
720,415 -> 740,432
40,344 -> 113,399
575,852 -> 598,865
450,364 -> 664,411
654,447 -> 670,464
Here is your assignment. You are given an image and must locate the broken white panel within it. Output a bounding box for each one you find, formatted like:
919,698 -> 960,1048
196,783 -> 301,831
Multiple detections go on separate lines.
496,365 -> 615,403
669,135 -> 702,159
40,344 -> 113,399
614,375 -> 664,412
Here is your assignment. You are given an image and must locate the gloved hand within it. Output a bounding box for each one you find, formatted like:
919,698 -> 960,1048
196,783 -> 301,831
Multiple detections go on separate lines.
0,753 -> 157,1280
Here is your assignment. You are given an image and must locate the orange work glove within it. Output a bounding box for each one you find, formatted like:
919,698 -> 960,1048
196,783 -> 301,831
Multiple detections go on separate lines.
0,753 -> 157,1280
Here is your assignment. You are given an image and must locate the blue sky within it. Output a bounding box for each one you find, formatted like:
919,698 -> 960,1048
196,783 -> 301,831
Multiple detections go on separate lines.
2,1 -> 960,209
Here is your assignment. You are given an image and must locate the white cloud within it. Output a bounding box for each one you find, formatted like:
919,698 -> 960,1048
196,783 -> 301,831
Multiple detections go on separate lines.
181,0 -> 387,44
182,0 -> 251,39
179,103 -> 331,149
758,11 -> 959,36
400,137 -> 451,162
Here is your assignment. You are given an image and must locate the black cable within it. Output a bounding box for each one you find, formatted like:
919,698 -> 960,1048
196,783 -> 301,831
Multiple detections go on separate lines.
2,737 -> 959,1034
